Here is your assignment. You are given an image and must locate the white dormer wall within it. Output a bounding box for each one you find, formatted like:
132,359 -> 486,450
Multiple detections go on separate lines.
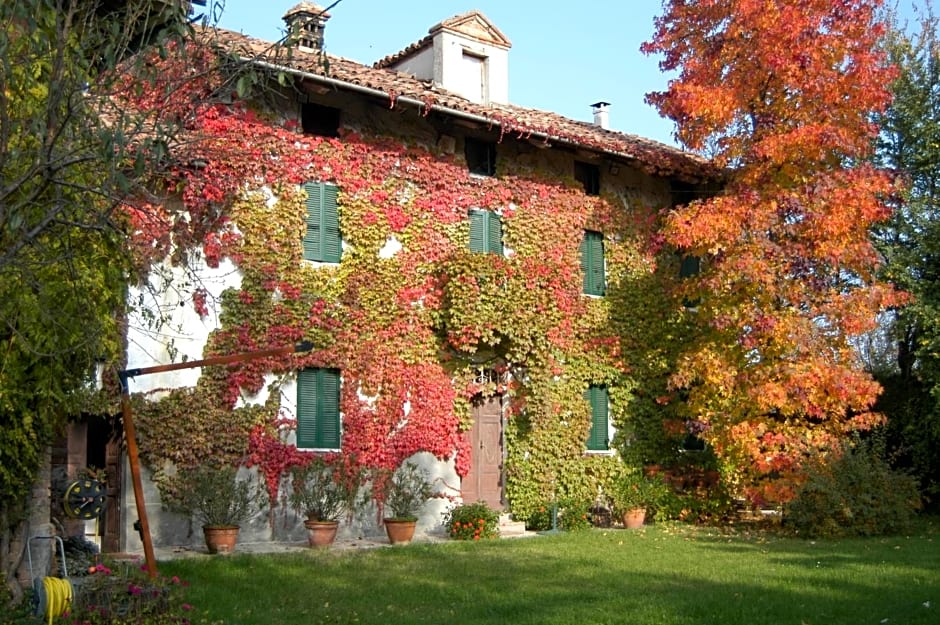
388,47 -> 435,83
433,31 -> 509,104
386,13 -> 511,106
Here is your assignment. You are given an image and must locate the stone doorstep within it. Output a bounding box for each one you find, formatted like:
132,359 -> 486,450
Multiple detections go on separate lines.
498,513 -> 528,537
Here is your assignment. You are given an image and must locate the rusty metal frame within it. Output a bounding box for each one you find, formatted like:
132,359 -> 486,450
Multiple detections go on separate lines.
118,341 -> 313,576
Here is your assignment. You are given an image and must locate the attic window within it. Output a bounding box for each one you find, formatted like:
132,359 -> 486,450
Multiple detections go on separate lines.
575,161 -> 600,196
302,102 -> 340,137
465,138 -> 496,176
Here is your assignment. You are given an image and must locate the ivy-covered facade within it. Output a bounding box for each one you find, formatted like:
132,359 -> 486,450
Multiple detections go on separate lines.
114,9 -> 718,550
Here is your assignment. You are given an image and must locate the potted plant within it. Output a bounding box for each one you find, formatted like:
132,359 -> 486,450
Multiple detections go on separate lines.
608,471 -> 669,529
288,455 -> 361,547
378,461 -> 434,544
172,463 -> 259,553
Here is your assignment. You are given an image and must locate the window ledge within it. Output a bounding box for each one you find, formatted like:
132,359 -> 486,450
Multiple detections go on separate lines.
583,449 -> 615,457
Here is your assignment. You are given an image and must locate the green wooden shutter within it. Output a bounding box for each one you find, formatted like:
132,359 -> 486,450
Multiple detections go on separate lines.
297,368 -> 341,449
586,385 -> 609,451
581,230 -> 605,295
488,212 -> 503,255
469,210 -> 503,254
303,182 -> 341,263
469,210 -> 486,253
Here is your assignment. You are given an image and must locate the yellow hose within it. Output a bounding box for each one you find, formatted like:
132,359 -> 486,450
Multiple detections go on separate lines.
41,577 -> 72,625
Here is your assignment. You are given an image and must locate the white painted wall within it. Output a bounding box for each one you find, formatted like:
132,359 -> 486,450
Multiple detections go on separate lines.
388,46 -> 434,81
434,31 -> 509,104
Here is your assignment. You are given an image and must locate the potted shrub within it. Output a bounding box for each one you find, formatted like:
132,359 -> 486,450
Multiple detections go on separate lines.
379,461 -> 434,544
609,471 -> 669,529
288,455 -> 361,547
172,463 -> 259,553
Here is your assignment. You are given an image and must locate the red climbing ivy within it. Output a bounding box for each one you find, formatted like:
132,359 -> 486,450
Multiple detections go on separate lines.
122,42 -> 697,517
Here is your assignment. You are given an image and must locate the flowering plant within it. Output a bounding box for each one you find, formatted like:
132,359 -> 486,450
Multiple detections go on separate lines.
443,502 -> 500,540
557,498 -> 593,532
65,558 -> 193,624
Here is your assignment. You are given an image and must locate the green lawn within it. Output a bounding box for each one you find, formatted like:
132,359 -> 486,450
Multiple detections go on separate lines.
161,521 -> 939,625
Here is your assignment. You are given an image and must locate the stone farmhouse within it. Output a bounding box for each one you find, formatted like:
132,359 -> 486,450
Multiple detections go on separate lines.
56,3 -> 717,552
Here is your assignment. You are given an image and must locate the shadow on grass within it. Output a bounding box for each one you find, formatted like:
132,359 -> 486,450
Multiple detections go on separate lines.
161,524 -> 940,625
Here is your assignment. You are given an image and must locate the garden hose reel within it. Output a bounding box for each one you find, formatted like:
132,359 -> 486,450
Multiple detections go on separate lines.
27,535 -> 75,625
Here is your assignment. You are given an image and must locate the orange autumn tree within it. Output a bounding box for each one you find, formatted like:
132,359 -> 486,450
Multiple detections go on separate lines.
642,0 -> 901,504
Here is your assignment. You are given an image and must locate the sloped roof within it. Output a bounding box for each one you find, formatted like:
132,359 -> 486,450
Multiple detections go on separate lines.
282,2 -> 331,20
207,27 -> 715,182
373,10 -> 511,70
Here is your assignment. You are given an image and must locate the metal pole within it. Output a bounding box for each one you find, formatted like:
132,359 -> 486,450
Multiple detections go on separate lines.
117,341 -> 313,577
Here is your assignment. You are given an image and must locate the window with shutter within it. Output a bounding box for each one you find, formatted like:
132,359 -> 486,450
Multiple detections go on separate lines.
302,182 -> 341,263
296,368 -> 341,450
585,385 -> 609,451
469,209 -> 503,255
580,230 -> 605,295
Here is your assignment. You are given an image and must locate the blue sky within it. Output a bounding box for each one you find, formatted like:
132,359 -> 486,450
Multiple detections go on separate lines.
216,1 -> 929,150
216,1 -> 680,147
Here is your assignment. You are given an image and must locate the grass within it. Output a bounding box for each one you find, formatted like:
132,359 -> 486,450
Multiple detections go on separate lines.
160,521 -> 939,625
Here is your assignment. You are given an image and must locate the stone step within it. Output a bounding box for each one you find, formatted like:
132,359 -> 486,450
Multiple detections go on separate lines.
498,514 -> 528,537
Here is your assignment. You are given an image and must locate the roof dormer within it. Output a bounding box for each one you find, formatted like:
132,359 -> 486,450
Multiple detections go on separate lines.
375,11 -> 511,105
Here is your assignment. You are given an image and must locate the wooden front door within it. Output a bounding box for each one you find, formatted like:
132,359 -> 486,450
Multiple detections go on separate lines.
462,395 -> 503,509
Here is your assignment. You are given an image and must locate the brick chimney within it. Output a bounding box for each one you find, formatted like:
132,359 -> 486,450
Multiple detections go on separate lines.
283,2 -> 331,51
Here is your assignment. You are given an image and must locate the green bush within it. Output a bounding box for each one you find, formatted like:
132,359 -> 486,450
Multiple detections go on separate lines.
655,483 -> 735,523
557,498 -> 593,532
172,463 -> 260,527
784,438 -> 921,538
524,504 -> 553,531
522,499 -> 593,531
443,502 -> 500,540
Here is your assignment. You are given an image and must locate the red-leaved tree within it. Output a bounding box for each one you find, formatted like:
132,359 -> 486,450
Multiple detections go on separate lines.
642,0 -> 901,503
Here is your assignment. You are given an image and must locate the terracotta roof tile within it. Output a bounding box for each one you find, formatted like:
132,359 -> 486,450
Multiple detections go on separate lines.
372,35 -> 432,70
282,2 -> 331,20
206,27 -> 715,182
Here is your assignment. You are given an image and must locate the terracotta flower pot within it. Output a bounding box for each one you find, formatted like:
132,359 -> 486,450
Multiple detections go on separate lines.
383,518 -> 417,544
304,519 -> 339,547
622,508 -> 647,529
203,525 -> 240,554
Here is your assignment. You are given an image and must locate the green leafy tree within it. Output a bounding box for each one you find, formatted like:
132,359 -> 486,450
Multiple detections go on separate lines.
0,0 -> 232,598
871,6 -> 940,507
